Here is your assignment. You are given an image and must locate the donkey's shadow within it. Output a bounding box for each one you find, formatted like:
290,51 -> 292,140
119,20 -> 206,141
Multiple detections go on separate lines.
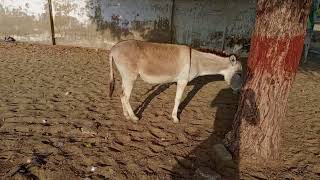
134,75 -> 224,119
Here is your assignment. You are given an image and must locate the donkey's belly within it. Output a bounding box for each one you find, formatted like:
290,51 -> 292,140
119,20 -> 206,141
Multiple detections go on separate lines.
139,73 -> 177,84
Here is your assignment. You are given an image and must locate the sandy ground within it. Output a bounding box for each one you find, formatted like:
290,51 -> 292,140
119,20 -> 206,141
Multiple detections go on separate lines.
0,42 -> 319,180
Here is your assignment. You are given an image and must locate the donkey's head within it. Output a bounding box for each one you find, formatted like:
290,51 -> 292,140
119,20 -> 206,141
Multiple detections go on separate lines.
195,48 -> 243,92
223,54 -> 243,92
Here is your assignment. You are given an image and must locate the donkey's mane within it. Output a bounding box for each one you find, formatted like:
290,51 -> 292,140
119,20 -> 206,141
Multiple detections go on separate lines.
195,48 -> 230,57
195,47 -> 239,59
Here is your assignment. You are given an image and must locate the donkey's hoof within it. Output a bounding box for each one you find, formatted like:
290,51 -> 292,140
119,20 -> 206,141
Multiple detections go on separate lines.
131,116 -> 139,123
124,114 -> 130,120
173,118 -> 180,123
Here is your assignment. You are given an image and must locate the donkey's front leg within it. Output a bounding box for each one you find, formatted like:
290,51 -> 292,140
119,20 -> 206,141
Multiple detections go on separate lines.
172,80 -> 188,123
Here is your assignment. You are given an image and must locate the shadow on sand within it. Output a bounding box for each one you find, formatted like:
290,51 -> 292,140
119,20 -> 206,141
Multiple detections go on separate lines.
134,75 -> 224,119
170,88 -> 240,180
170,88 -> 259,180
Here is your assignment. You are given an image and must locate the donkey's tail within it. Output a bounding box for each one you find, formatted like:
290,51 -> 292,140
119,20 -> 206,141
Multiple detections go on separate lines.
109,53 -> 115,98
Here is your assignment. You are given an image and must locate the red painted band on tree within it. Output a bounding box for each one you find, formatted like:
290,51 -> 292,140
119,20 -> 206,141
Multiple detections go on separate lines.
248,34 -> 305,76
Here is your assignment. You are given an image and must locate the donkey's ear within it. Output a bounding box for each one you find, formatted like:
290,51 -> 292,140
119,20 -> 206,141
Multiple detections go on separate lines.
229,55 -> 237,66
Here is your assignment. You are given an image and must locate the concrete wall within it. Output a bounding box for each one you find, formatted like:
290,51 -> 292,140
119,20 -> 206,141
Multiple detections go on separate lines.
0,0 -> 256,50
0,0 -> 52,43
173,0 -> 255,51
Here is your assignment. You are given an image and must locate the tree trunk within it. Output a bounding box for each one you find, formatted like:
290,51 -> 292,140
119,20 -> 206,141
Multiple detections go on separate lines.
225,0 -> 312,161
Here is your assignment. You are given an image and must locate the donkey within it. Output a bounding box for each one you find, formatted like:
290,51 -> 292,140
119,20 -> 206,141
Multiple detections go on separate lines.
109,40 -> 242,123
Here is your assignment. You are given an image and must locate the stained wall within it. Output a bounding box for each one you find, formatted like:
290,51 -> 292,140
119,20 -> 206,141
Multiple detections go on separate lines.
0,0 -> 256,50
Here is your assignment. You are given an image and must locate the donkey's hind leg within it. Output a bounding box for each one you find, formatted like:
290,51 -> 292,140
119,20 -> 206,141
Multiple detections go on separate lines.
120,96 -> 130,119
172,80 -> 188,123
121,76 -> 139,122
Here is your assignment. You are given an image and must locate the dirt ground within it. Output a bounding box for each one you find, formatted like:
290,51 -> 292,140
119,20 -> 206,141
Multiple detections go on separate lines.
0,42 -> 319,180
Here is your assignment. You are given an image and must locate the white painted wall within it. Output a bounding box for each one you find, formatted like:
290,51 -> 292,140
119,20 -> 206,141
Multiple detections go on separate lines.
52,0 -> 90,25
0,0 -> 51,43
0,0 -> 46,19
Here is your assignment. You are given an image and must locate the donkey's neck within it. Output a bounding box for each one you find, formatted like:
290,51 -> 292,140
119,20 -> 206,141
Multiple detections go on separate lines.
192,50 -> 229,77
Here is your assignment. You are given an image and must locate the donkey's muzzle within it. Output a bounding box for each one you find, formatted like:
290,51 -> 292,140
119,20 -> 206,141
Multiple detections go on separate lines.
230,73 -> 243,91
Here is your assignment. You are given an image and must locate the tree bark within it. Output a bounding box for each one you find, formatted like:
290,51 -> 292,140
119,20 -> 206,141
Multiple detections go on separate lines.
225,0 -> 312,161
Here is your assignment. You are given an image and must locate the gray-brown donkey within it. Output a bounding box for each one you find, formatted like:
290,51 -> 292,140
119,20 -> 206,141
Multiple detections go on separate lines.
109,40 -> 242,123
